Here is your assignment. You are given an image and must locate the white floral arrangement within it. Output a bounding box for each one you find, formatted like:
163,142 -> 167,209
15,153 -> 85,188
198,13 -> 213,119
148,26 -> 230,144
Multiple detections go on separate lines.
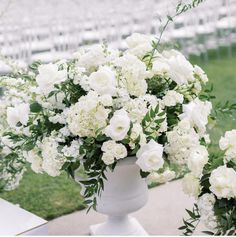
180,129 -> 236,235
0,32 -> 211,205
1,1 -> 236,234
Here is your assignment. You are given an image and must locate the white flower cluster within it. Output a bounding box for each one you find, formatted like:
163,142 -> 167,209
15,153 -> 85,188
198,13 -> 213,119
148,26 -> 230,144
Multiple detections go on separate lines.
219,130 -> 236,163
1,33 -> 212,193
198,193 -> 217,230
165,119 -> 201,165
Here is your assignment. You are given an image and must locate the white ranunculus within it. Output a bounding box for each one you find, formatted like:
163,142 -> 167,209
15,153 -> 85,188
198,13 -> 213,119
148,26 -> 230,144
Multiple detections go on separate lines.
126,33 -> 153,58
102,152 -> 115,165
101,140 -> 117,153
209,166 -> 236,199
164,50 -> 194,85
182,173 -> 200,197
179,98 -> 212,135
162,90 -> 184,107
188,145 -> 209,177
7,103 -> 30,128
105,109 -> 130,141
36,63 -> 67,95
136,139 -> 164,172
89,66 -> 117,96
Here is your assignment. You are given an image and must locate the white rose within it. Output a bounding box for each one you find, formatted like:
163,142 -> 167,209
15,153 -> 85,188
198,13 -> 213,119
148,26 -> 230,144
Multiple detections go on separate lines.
89,66 -> 117,96
101,140 -> 117,153
126,33 -> 153,58
179,98 -> 212,135
164,50 -> 194,85
102,152 -> 115,165
7,103 -> 30,128
36,63 -> 67,95
209,166 -> 236,199
163,90 -> 184,107
182,173 -> 200,197
105,109 -> 130,141
113,143 -> 127,159
136,139 -> 164,172
188,145 -> 209,177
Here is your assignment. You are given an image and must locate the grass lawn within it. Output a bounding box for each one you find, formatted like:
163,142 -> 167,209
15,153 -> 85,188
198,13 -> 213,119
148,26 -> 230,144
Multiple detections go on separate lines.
0,47 -> 236,221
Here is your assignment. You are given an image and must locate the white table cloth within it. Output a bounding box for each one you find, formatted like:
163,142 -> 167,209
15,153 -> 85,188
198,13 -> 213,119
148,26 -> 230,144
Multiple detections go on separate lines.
0,198 -> 47,236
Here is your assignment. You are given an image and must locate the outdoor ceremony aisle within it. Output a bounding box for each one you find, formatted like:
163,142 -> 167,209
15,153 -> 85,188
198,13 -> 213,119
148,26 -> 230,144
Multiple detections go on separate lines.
48,179 -> 205,235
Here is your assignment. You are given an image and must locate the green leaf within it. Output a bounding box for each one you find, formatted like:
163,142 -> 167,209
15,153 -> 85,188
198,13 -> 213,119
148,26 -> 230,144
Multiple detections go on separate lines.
30,102 -> 42,113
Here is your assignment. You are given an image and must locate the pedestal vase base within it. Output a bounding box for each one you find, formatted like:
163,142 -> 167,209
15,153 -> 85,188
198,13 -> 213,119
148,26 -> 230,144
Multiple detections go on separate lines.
90,216 -> 148,236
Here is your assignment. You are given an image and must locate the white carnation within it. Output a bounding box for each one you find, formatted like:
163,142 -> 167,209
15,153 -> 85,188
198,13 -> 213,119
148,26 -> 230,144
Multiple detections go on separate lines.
136,139 -> 164,172
209,166 -> 236,199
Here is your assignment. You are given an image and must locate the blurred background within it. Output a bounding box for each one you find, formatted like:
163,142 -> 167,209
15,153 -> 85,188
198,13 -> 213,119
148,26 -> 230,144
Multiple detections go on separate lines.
0,0 -> 236,222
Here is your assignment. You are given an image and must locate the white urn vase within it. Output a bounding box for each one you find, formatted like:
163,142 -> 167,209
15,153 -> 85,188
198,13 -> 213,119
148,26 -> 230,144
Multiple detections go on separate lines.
90,156 -> 149,235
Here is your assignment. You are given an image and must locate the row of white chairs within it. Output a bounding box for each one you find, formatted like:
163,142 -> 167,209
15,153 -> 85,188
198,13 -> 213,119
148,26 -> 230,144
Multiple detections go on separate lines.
0,0 -> 235,73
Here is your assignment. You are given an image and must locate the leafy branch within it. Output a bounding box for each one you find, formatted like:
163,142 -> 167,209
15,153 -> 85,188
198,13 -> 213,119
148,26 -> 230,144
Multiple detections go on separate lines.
145,0 -> 205,68
179,204 -> 201,235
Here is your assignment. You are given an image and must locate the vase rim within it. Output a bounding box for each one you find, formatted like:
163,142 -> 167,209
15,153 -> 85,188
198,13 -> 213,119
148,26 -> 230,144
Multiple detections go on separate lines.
117,156 -> 137,166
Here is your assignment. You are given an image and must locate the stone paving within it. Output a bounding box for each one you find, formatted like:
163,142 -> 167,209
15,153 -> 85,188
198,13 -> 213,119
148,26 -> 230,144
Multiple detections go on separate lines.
48,180 -> 205,235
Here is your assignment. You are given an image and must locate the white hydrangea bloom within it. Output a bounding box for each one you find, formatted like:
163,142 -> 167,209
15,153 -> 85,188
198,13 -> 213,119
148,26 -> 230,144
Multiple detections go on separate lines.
115,54 -> 149,97
40,137 -> 66,177
61,140 -> 82,158
182,173 -> 200,197
165,119 -> 200,165
209,166 -> 236,199
67,91 -> 110,137
198,193 -> 217,230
